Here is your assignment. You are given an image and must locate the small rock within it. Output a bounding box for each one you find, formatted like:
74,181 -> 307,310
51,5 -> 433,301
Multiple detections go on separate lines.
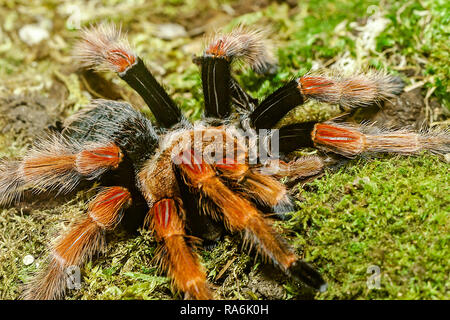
23,255 -> 35,266
444,153 -> 450,163
181,39 -> 203,56
19,24 -> 49,46
353,176 -> 370,187
155,23 -> 187,40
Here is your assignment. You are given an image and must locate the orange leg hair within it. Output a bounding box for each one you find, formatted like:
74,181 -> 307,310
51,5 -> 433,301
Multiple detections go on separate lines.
298,71 -> 404,110
176,149 -> 326,291
137,149 -> 212,300
146,198 -> 213,300
258,156 -> 325,180
312,123 -> 450,157
22,186 -> 131,300
215,157 -> 287,208
0,141 -> 123,205
22,142 -> 123,182
312,123 -> 366,157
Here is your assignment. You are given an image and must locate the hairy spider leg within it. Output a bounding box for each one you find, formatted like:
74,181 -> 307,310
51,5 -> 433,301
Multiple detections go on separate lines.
298,72 -> 404,110
275,120 -> 449,158
311,123 -> 450,157
257,156 -> 325,180
215,157 -> 289,208
311,123 -> 366,157
250,79 -> 305,130
176,148 -> 327,291
138,148 -> 213,299
230,77 -> 258,112
250,70 -> 404,130
74,24 -> 183,128
120,57 -> 183,128
188,128 -> 294,215
0,139 -> 123,205
216,157 -> 298,220
247,70 -> 444,157
199,26 -> 278,119
175,168 -> 225,243
200,53 -> 232,119
146,198 -> 213,299
22,187 -> 131,300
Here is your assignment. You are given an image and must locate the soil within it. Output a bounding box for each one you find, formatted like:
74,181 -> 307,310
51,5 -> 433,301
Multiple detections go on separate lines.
347,87 -> 428,130
0,95 -> 61,137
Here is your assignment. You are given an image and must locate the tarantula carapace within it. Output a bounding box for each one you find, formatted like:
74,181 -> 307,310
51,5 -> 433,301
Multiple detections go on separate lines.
1,24 -> 448,300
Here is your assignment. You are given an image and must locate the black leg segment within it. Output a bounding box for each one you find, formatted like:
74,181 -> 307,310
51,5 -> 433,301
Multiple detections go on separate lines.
230,77 -> 258,112
201,56 -> 231,119
278,122 -> 316,153
120,58 -> 183,128
250,79 -> 304,129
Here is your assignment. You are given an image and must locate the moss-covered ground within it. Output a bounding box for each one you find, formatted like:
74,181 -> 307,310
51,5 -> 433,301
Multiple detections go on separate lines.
0,0 -> 448,300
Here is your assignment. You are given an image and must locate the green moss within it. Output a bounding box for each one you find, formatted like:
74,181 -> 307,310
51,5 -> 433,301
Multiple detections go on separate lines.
288,154 -> 449,300
377,0 -> 450,111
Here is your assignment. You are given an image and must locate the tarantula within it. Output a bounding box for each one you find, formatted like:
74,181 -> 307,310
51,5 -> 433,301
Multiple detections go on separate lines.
0,24 -> 448,300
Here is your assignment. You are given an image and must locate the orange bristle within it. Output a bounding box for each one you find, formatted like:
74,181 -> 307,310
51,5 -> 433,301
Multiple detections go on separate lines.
149,198 -> 212,299
244,171 -> 286,206
178,153 -> 299,271
23,155 -> 76,180
341,77 -> 375,93
214,157 -> 286,206
312,123 -> 366,157
299,76 -> 336,97
151,198 -> 176,234
53,219 -> 101,267
215,157 -> 248,178
203,25 -> 276,73
205,39 -> 228,58
23,218 -> 104,300
76,144 -> 123,176
107,48 -> 136,73
198,178 -> 297,269
175,149 -> 215,183
88,187 -> 131,229
73,23 -> 137,74
24,186 -> 131,300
